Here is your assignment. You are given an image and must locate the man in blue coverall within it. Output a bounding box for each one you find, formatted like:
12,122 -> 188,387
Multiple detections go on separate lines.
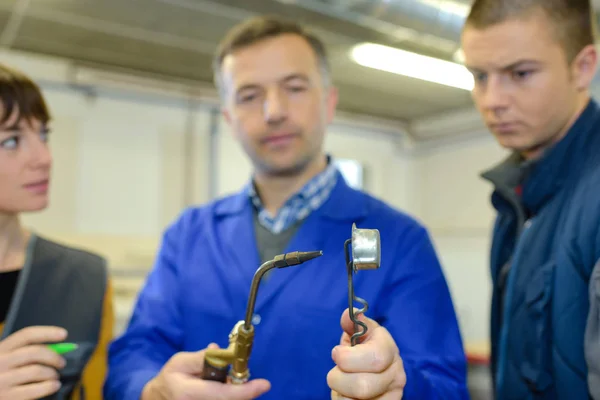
104,15 -> 469,400
462,0 -> 600,398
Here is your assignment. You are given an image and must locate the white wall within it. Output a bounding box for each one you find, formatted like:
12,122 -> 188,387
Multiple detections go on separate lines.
17,88 -> 214,261
414,136 -> 509,343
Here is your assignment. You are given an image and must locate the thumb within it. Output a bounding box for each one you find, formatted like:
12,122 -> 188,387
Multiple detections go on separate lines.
218,379 -> 272,399
170,343 -> 221,374
340,308 -> 380,341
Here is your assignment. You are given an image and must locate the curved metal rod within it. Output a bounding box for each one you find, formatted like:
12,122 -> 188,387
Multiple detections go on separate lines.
345,239 -> 369,346
243,250 -> 323,331
204,250 -> 322,384
243,260 -> 276,331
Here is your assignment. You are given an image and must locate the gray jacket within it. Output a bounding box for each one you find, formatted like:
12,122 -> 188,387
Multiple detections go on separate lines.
586,259 -> 600,399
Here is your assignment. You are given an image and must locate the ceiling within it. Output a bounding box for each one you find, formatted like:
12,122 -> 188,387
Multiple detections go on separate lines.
0,0 -> 478,123
1,0 -> 599,134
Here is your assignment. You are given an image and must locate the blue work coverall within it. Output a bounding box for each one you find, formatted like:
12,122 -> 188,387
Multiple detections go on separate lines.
104,174 -> 468,399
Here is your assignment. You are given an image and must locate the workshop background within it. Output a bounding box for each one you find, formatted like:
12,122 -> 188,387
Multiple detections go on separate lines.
4,0 -> 600,398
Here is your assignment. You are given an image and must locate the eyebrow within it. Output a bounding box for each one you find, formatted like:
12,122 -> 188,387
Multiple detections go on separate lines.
467,59 -> 541,73
0,119 -> 48,133
235,73 -> 311,93
0,123 -> 19,132
281,73 -> 310,83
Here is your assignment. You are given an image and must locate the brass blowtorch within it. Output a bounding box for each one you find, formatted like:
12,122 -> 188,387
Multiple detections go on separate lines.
201,250 -> 323,384
344,223 -> 381,346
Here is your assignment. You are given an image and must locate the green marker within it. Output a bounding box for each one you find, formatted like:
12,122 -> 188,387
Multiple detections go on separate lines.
47,342 -> 78,355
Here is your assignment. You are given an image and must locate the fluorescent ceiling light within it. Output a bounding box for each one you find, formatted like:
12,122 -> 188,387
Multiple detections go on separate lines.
419,0 -> 471,17
350,42 -> 474,91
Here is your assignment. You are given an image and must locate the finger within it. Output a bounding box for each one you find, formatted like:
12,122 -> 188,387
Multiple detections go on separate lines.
331,390 -> 354,400
1,380 -> 62,400
340,309 -> 380,341
1,345 -> 66,371
170,344 -> 222,376
0,364 -> 60,387
339,329 -> 352,347
327,357 -> 403,400
331,390 -> 344,400
338,310 -> 377,347
332,327 -> 397,373
169,351 -> 208,375
181,376 -> 271,400
374,391 -> 405,400
211,378 -> 271,400
0,327 -> 67,353
331,389 -> 403,400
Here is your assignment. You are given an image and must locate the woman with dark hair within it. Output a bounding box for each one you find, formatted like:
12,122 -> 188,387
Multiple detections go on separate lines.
0,63 -> 113,400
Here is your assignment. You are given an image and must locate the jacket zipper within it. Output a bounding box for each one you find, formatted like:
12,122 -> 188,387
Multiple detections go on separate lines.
495,216 -> 534,398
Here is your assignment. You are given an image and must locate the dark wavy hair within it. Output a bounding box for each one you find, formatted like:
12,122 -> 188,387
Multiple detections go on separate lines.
0,63 -> 50,126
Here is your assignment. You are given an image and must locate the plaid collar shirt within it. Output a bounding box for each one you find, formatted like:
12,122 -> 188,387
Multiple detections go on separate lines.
248,159 -> 338,234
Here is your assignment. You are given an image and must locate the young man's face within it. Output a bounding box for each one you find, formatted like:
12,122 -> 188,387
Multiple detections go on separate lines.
0,105 -> 52,214
462,9 -> 597,159
220,33 -> 338,176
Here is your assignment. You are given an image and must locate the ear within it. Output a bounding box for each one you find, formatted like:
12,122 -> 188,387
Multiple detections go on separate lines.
325,85 -> 339,124
222,108 -> 232,125
222,108 -> 238,140
571,44 -> 598,90
221,107 -> 244,142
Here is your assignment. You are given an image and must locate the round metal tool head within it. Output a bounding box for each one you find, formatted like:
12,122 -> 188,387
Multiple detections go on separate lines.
351,223 -> 381,270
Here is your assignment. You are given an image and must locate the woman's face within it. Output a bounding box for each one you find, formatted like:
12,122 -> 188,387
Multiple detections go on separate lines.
0,105 -> 52,214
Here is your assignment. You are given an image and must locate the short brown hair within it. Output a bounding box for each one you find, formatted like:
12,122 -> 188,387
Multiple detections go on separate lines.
465,0 -> 596,62
212,15 -> 331,94
0,63 -> 50,126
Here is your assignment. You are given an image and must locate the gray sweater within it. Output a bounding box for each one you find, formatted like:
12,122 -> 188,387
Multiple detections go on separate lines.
586,259 -> 600,399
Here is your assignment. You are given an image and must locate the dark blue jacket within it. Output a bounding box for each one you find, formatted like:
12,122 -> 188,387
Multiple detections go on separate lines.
482,99 -> 600,399
104,172 -> 468,400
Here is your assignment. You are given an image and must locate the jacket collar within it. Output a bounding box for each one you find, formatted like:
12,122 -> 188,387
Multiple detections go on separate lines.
214,170 -> 368,221
482,98 -> 600,215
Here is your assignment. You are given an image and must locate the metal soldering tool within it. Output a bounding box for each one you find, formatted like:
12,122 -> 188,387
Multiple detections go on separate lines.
201,250 -> 323,384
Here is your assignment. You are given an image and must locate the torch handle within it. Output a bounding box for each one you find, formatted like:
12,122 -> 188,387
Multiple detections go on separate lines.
202,359 -> 228,383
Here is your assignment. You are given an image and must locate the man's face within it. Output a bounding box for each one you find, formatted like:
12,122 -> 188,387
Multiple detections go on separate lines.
0,105 -> 52,214
220,33 -> 338,176
462,10 -> 597,159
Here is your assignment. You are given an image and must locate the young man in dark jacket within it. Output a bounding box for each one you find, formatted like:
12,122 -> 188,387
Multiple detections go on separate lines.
461,0 -> 600,398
